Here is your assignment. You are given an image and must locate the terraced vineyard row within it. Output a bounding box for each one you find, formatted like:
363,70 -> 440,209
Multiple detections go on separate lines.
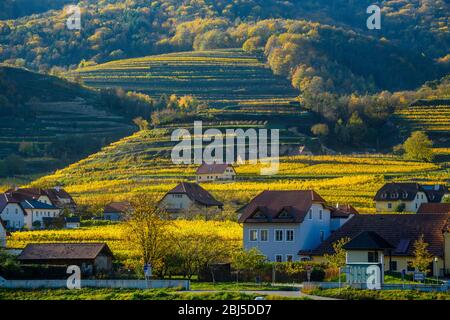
0,99 -> 134,158
74,49 -> 299,108
29,129 -> 449,215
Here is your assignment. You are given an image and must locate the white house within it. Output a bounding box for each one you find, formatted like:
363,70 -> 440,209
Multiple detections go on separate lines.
0,193 -> 26,230
21,200 -> 61,230
374,183 -> 449,213
196,163 -> 236,183
159,182 -> 223,217
0,219 -> 7,248
65,217 -> 81,229
238,190 -> 356,262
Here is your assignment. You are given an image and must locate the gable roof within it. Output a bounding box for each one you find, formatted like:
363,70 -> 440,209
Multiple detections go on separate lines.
167,182 -> 223,207
104,201 -> 133,214
196,163 -> 233,175
44,188 -> 76,206
343,231 -> 394,250
417,203 -> 450,214
6,187 -> 76,207
374,183 -> 422,201
374,183 -> 449,203
18,243 -> 113,261
303,214 -> 450,257
238,190 -> 327,223
0,193 -> 26,215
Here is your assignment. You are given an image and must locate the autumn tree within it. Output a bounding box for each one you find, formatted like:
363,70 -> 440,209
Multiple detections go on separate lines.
124,194 -> 173,274
411,234 -> 433,274
133,117 -> 149,131
403,131 -> 434,162
231,248 -> 267,283
174,233 -> 229,280
323,237 -> 350,269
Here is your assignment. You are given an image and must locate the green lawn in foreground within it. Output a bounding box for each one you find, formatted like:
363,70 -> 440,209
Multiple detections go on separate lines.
305,287 -> 450,300
0,288 -> 308,300
189,282 -> 297,291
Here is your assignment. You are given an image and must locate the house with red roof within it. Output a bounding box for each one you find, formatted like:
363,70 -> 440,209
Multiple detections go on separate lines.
196,163 -> 236,183
238,190 -> 356,262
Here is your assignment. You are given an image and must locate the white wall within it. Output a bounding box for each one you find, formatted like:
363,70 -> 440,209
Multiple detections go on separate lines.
24,208 -> 61,229
0,223 -> 6,247
375,191 -> 428,213
159,194 -> 193,210
0,203 -> 25,229
243,203 -> 332,262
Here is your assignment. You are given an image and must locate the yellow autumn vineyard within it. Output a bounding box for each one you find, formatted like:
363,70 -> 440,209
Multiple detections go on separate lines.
8,221 -> 242,266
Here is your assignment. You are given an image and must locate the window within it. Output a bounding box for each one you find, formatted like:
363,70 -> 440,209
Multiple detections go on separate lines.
286,255 -> 293,262
15,208 -> 18,214
320,230 -> 325,242
249,230 -> 258,242
390,261 -> 398,271
368,251 -> 379,263
275,230 -> 283,241
387,203 -> 392,209
308,209 -> 312,219
319,210 -> 323,220
260,230 -> 268,242
421,194 -> 424,199
415,203 -> 418,209
407,261 -> 415,272
286,230 -> 294,242
275,255 -> 283,263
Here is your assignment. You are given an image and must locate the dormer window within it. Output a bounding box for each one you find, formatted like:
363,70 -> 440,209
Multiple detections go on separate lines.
392,192 -> 399,199
402,192 -> 408,199
253,211 -> 265,219
381,193 -> 387,199
278,210 -> 291,219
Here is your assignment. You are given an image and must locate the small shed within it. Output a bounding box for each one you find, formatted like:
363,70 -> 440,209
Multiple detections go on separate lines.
65,217 -> 81,229
18,243 -> 114,275
103,201 -> 133,221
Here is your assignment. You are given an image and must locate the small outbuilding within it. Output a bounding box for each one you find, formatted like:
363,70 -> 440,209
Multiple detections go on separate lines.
65,216 -> 81,229
18,243 -> 114,275
103,201 -> 133,221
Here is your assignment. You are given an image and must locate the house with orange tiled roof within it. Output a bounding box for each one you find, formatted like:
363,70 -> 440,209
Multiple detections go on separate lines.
238,190 -> 356,262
